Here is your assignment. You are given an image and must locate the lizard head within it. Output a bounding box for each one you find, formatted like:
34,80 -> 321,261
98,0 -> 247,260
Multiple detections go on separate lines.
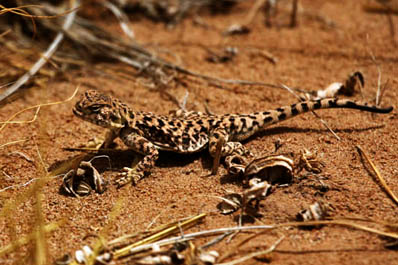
73,90 -> 129,129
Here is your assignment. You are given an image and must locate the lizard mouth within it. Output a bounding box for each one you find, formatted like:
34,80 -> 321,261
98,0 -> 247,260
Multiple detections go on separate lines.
72,107 -> 83,117
73,106 -> 95,123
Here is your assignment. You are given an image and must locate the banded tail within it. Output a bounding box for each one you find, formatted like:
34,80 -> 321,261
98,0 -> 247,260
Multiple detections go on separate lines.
263,97 -> 393,125
230,98 -> 393,141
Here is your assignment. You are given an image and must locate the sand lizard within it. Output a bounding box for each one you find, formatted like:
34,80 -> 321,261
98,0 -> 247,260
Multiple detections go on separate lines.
73,90 -> 393,187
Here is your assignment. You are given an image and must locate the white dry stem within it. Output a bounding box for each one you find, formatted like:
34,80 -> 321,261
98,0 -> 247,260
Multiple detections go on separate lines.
128,225 -> 275,254
103,1 -> 135,40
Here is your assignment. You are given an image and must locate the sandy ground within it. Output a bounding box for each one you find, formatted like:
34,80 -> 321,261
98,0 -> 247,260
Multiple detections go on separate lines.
0,1 -> 397,264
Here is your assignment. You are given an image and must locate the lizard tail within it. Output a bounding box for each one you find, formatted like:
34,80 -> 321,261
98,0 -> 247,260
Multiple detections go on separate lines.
224,98 -> 392,141
261,98 -> 393,126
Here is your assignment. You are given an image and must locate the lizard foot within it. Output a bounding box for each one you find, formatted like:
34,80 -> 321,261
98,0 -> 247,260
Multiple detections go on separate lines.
115,167 -> 143,187
78,137 -> 104,150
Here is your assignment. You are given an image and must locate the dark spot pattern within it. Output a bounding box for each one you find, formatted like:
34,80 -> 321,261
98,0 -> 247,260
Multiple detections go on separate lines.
143,116 -> 152,122
328,99 -> 338,107
240,118 -> 247,128
278,113 -> 287,120
313,100 -> 322,109
182,136 -> 190,146
192,133 -> 200,141
291,104 -> 299,115
157,119 -> 165,127
264,116 -> 273,123
301,103 -> 309,112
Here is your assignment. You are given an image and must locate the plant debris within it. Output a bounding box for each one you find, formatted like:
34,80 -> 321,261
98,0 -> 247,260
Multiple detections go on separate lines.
244,154 -> 294,184
217,178 -> 272,217
217,193 -> 243,215
296,148 -> 324,174
223,23 -> 251,35
296,201 -> 333,222
306,71 -> 364,100
206,46 -> 238,63
198,250 -> 219,264
62,158 -> 107,197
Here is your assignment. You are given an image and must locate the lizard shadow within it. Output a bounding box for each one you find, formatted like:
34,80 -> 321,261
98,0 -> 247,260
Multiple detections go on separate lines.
249,124 -> 385,140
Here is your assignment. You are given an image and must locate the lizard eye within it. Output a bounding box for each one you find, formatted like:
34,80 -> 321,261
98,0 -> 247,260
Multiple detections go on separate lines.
89,105 -> 102,113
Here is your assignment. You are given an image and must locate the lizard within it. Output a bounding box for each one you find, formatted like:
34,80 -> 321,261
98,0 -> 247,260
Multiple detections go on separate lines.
73,89 -> 393,187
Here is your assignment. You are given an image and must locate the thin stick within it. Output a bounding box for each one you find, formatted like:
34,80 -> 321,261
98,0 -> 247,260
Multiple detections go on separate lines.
0,173 -> 64,193
201,232 -> 233,249
366,37 -> 383,106
0,106 -> 41,124
125,219 -> 398,255
0,0 -> 79,102
356,145 -> 398,206
102,1 -> 135,41
114,213 -> 206,258
244,0 -> 266,25
378,79 -> 390,107
0,139 -> 29,149
375,64 -> 382,106
290,0 -> 299,27
387,10 -> 397,45
0,29 -> 11,38
216,236 -> 284,265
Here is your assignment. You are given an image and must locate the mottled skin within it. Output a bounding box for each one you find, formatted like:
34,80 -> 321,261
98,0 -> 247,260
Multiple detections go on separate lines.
73,90 -> 393,186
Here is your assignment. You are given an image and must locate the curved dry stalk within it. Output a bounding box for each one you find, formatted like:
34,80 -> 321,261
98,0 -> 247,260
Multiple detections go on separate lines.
0,85 -> 78,133
0,1 -> 79,102
0,4 -> 78,18
356,145 -> 398,206
0,138 -> 29,149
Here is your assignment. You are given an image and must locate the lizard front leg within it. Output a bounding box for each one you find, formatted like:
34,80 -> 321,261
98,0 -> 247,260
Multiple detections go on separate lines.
209,128 -> 251,175
117,130 -> 159,187
101,129 -> 119,149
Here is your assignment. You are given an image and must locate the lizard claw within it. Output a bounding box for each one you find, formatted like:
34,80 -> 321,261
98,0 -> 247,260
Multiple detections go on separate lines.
115,167 -> 143,187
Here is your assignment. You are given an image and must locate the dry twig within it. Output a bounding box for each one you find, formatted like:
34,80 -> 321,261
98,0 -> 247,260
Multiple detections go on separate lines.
0,85 -> 79,133
356,145 -> 398,206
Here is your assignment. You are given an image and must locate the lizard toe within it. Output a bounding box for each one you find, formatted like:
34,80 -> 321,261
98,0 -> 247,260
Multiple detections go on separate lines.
115,167 -> 144,187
